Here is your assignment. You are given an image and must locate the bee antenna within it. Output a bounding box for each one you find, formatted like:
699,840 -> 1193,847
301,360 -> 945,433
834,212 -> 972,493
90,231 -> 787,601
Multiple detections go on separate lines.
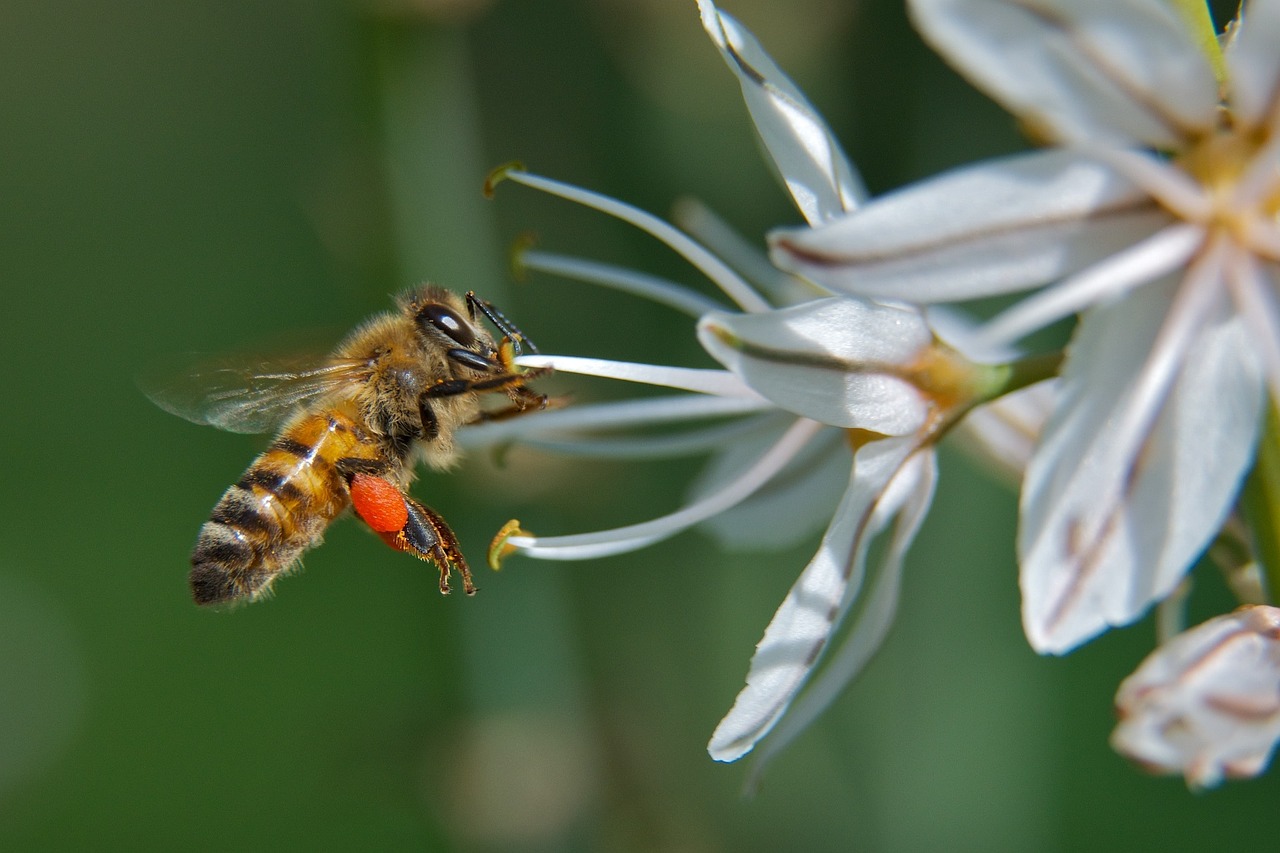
465,291 -> 540,355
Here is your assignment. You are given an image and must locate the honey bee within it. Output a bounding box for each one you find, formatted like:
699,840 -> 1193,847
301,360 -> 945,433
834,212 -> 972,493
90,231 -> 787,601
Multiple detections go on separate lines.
145,286 -> 548,606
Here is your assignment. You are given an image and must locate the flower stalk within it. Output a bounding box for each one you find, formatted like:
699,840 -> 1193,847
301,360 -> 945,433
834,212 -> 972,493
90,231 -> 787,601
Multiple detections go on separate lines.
1243,402 -> 1280,604
1169,0 -> 1227,84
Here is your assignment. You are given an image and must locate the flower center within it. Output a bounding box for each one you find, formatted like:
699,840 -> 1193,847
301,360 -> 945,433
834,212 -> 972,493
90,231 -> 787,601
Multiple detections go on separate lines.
903,340 -> 1006,416
1177,123 -> 1280,245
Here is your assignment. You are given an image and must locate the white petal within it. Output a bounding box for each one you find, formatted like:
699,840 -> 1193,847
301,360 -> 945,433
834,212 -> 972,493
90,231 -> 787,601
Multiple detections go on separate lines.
692,426 -> 851,551
745,449 -> 938,785
770,149 -> 1171,302
1226,0 -> 1280,129
708,436 -> 925,762
698,297 -> 933,433
698,0 -> 866,223
908,0 -> 1218,147
1112,606 -> 1280,788
1020,277 -> 1263,654
1227,252 -> 1280,405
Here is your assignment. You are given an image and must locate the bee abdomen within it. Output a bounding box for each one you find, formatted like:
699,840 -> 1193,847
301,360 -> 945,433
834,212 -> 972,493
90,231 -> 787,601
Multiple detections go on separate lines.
188,410 -> 376,606
189,484 -> 299,606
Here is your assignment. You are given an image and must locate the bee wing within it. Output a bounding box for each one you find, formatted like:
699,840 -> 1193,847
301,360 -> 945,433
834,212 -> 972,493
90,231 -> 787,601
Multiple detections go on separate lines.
141,354 -> 370,434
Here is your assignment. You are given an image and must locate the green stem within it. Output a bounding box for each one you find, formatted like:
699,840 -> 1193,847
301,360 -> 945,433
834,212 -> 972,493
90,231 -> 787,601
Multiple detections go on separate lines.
1242,403 -> 1280,604
980,350 -> 1063,404
1169,0 -> 1226,85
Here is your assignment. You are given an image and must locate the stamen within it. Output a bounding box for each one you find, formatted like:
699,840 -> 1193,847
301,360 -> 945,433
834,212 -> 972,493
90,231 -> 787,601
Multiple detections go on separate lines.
513,413 -> 787,459
1240,218 -> 1280,261
672,197 -> 821,304
461,394 -> 776,445
515,354 -> 767,399
974,222 -> 1203,348
504,417 -> 825,559
518,249 -> 728,318
1081,146 -> 1213,221
492,166 -> 773,313
1228,130 -> 1280,211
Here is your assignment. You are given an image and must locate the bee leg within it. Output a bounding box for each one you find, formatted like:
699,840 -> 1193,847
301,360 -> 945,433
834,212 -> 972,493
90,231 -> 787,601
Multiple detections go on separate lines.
421,366 -> 552,401
401,496 -> 475,596
419,396 -> 440,442
345,471 -> 476,596
467,393 -> 565,425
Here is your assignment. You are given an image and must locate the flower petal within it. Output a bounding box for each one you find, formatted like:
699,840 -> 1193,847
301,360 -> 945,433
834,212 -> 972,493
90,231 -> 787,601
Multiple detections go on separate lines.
708,435 -> 925,762
697,0 -> 866,223
1227,252 -> 1280,406
1112,606 -> 1280,789
1225,0 -> 1280,129
770,149 -> 1170,302
1020,278 -> 1263,654
744,448 -> 937,786
698,297 -> 933,433
907,0 -> 1219,147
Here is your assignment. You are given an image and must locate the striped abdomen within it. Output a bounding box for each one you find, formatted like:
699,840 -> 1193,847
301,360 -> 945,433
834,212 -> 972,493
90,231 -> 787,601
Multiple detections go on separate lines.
190,407 -> 388,605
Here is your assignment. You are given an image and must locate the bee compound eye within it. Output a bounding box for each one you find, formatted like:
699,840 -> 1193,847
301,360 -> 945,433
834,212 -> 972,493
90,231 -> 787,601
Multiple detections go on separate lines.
417,304 -> 476,347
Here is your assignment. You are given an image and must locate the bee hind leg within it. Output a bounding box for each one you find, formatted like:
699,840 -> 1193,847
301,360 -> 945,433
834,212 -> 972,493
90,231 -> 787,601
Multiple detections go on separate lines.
401,496 -> 475,596
346,471 -> 476,596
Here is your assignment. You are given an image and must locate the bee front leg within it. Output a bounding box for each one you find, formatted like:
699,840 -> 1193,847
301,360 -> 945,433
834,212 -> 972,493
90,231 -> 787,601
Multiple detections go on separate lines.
344,469 -> 475,596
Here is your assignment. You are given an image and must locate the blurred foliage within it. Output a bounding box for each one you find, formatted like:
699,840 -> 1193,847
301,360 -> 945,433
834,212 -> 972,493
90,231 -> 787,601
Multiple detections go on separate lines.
0,0 -> 1275,850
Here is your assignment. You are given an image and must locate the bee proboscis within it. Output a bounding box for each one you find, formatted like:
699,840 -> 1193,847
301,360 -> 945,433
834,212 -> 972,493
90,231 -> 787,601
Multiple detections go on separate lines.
144,286 -> 548,606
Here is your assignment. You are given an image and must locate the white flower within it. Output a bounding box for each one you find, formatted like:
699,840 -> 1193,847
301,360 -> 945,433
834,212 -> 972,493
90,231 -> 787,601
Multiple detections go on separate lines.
474,200 -> 995,777
477,0 -> 1052,778
1111,605 -> 1280,789
770,0 -> 1273,654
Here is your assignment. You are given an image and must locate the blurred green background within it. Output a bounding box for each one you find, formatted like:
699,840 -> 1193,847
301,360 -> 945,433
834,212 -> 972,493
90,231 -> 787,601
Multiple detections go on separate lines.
1,0 -> 1274,850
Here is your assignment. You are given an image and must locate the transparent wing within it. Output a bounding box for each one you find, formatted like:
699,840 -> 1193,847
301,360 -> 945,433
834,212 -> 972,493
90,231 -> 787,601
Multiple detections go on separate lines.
140,353 -> 370,434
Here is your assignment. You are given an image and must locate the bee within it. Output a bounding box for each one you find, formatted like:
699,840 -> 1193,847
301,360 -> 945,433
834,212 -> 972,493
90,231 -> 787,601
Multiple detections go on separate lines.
145,286 -> 548,606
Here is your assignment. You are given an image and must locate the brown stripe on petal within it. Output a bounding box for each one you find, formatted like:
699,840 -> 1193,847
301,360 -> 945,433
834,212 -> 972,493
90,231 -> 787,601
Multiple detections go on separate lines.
773,198 -> 1163,268
803,637 -> 827,667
